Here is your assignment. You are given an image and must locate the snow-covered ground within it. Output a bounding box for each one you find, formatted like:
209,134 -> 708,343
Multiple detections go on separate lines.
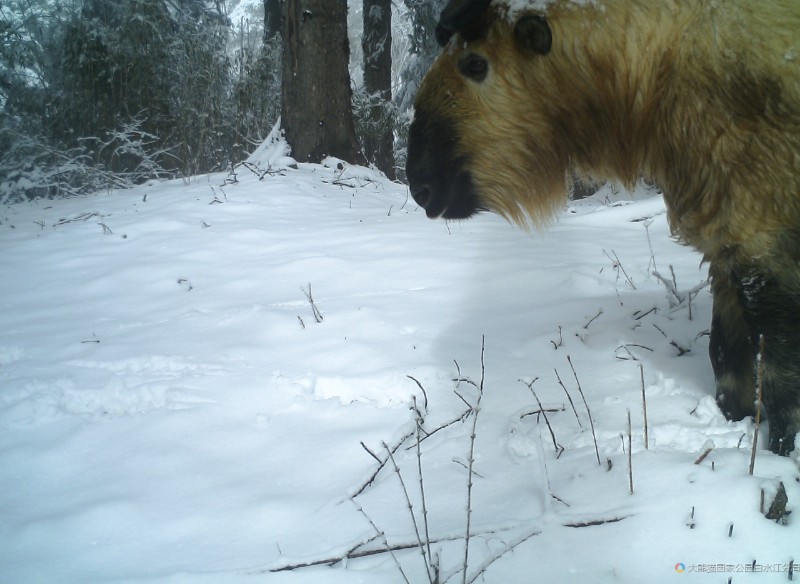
1,139 -> 798,583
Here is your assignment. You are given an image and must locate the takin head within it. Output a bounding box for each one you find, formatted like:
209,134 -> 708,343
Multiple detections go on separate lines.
406,0 -> 800,252
406,0 -> 575,226
406,0 -> 693,228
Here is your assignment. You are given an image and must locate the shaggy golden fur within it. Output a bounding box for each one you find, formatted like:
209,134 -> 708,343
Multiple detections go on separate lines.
416,1 -> 800,251
408,0 -> 800,454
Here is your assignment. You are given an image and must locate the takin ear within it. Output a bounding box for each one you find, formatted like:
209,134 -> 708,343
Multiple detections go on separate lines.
514,14 -> 552,55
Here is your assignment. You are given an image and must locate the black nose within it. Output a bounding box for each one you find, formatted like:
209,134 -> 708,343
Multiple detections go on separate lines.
406,113 -> 482,220
406,115 -> 455,217
410,185 -> 431,209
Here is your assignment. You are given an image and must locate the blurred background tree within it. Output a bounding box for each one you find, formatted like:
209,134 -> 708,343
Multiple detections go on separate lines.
0,0 -> 446,202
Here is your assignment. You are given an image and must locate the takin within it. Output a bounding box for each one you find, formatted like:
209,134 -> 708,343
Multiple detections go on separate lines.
406,0 -> 800,455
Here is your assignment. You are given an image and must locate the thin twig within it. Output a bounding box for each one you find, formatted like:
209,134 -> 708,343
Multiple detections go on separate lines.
463,336 -> 486,584
615,343 -> 654,361
407,375 -> 429,411
302,284 -> 323,323
453,389 -> 474,410
583,308 -> 604,329
451,458 -> 485,478
412,395 -> 433,577
633,307 -> 657,320
464,529 -> 541,584
554,368 -> 583,428
653,270 -> 709,319
749,335 -> 766,476
453,377 -> 479,390
352,502 -> 411,583
640,365 -> 648,449
409,409 -> 471,448
643,219 -> 657,273
627,409 -> 634,495
603,249 -> 636,289
54,211 -> 102,226
351,429 -> 415,498
519,405 -> 565,419
360,441 -> 381,463
384,441 -> 433,583
652,323 -> 690,355
564,515 -> 631,528
268,526 -> 529,574
568,356 -> 601,465
521,377 -> 563,456
550,325 -> 563,349
694,447 -> 713,465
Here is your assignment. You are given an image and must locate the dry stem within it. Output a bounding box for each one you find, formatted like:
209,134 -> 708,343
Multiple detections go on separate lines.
640,365 -> 648,449
627,409 -> 634,495
384,441 -> 434,583
521,377 -> 563,456
555,368 -> 583,429
568,355 -> 601,465
749,335 -> 766,476
462,336 -> 486,584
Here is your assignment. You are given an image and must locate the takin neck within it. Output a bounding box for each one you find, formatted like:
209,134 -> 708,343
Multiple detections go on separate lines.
546,0 -> 800,256
544,0 -> 705,187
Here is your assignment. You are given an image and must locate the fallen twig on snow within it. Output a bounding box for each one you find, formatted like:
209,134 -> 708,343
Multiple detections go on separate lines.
563,515 -> 631,528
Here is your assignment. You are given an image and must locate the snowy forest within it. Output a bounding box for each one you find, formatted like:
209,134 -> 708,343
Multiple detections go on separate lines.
3,1 -> 799,583
0,0 -> 444,202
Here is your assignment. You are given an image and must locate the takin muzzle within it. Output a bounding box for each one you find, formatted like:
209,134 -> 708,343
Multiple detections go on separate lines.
406,112 -> 482,219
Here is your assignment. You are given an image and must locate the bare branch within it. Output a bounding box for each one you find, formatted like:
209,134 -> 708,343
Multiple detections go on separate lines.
384,441 -> 434,583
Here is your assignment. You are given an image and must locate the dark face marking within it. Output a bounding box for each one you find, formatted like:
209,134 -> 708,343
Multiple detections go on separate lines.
406,113 -> 483,219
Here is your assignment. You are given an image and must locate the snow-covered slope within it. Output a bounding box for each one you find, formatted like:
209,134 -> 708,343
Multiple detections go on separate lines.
1,149 -> 797,583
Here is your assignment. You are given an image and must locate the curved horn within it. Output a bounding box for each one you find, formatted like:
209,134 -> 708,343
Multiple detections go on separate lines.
435,0 -> 492,46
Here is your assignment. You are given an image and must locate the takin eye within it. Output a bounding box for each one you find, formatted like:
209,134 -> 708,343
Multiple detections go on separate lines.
458,53 -> 489,82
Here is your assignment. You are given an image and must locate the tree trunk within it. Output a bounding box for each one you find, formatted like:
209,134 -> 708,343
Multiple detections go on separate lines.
264,0 -> 280,42
281,0 -> 362,164
362,0 -> 394,179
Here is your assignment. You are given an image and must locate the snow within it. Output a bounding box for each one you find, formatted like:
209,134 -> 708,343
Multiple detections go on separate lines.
500,0 -> 597,20
1,144 -> 798,584
226,0 -> 263,25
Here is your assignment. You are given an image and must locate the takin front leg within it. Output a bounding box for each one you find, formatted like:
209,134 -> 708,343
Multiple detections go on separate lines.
709,262 -> 757,423
710,260 -> 800,456
739,268 -> 800,456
